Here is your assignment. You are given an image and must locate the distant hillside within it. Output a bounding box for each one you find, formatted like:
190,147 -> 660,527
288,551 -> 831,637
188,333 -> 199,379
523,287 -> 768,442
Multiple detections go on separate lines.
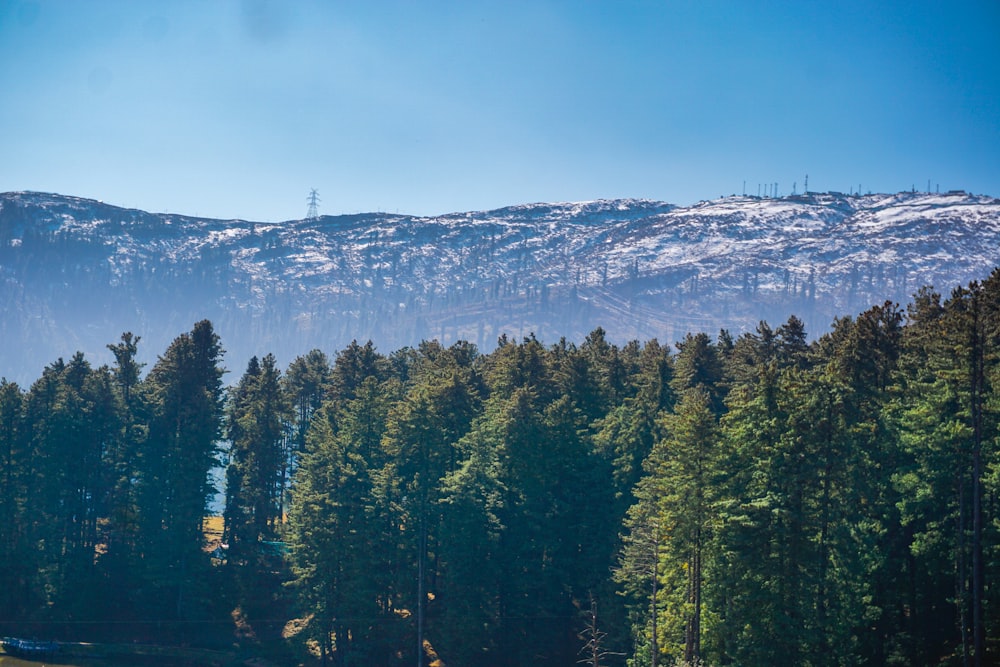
1,190 -> 998,382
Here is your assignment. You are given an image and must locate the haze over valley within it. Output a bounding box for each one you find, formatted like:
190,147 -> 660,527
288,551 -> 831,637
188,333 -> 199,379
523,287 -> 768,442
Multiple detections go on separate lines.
2,188 -> 998,382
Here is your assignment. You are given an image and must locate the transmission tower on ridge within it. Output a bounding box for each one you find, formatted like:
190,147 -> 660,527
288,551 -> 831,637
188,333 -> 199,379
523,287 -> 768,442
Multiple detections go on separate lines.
306,189 -> 320,221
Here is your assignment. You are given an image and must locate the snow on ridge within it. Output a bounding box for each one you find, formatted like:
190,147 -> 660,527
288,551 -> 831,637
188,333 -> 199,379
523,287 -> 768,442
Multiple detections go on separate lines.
5,190 -> 1000,297
205,227 -> 252,245
4,188 -> 1000,385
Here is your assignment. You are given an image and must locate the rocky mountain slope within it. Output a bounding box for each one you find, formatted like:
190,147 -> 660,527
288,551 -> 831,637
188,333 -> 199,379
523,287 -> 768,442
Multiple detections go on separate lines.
1,189 -> 998,382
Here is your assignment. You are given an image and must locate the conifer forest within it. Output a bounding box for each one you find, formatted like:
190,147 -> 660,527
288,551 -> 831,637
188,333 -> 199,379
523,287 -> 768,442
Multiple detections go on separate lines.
3,270 -> 1000,666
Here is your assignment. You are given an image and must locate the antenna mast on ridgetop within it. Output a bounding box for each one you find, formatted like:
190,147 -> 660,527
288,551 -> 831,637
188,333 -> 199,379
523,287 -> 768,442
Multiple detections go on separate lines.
306,189 -> 320,221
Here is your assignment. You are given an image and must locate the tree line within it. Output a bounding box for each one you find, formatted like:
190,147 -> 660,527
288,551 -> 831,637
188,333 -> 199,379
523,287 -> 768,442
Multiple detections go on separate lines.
2,271 -> 1000,665
0,321 -> 225,643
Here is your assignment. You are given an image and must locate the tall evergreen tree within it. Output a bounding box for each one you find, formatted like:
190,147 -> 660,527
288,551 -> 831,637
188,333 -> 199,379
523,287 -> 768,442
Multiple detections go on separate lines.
98,333 -> 146,626
824,303 -> 906,663
224,356 -> 261,561
224,353 -> 290,555
0,379 -> 30,624
283,348 -> 332,514
892,286 -> 966,662
380,349 -> 480,665
895,279 -> 1000,665
222,353 -> 292,631
593,340 -> 674,525
713,322 -> 795,665
136,320 -> 225,629
287,375 -> 404,665
618,387 -> 721,666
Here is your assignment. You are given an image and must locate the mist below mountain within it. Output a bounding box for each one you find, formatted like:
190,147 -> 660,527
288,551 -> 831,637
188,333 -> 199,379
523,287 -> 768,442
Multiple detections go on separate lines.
2,189 -> 998,383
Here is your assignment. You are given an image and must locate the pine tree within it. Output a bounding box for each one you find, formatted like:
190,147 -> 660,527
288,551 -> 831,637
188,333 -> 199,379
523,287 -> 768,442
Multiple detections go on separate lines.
615,467 -> 665,667
620,387 -> 720,666
436,403 -> 509,664
224,356 -> 261,562
287,375 -> 404,665
283,348 -> 332,514
135,320 -> 225,630
895,278 -> 1000,665
224,353 -> 289,555
827,302 -> 905,663
892,286 -> 963,662
104,332 -> 145,577
0,379 -> 30,621
380,351 -> 480,664
19,359 -> 66,620
714,323 -> 794,665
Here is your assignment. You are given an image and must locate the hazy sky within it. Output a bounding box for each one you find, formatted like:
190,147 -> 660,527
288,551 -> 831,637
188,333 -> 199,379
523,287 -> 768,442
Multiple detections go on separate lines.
1,0 -> 998,221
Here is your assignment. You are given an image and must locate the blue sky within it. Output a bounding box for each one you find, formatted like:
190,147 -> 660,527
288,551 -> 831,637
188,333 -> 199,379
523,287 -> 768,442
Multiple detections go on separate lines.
1,0 -> 998,221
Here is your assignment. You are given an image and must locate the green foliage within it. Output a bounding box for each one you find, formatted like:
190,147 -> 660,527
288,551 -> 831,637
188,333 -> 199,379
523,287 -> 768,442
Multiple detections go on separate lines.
286,375 -> 404,664
5,272 -> 1000,667
134,320 -> 226,632
0,378 -> 31,620
225,354 -> 291,550
630,388 -> 720,665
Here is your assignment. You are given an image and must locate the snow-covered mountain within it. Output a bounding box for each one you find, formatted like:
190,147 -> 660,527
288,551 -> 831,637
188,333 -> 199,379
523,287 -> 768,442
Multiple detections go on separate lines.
2,189 -> 998,382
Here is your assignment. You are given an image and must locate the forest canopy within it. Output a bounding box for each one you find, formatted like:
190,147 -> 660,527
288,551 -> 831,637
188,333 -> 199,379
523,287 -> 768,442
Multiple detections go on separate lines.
2,270 -> 1000,666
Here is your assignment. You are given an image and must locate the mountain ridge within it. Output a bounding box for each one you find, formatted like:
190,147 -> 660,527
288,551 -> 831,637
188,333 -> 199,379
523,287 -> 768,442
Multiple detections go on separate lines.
2,189 -> 998,384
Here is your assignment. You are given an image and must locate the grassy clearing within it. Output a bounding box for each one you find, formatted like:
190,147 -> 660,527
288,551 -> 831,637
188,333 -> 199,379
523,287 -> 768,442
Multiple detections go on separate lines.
203,515 -> 225,549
